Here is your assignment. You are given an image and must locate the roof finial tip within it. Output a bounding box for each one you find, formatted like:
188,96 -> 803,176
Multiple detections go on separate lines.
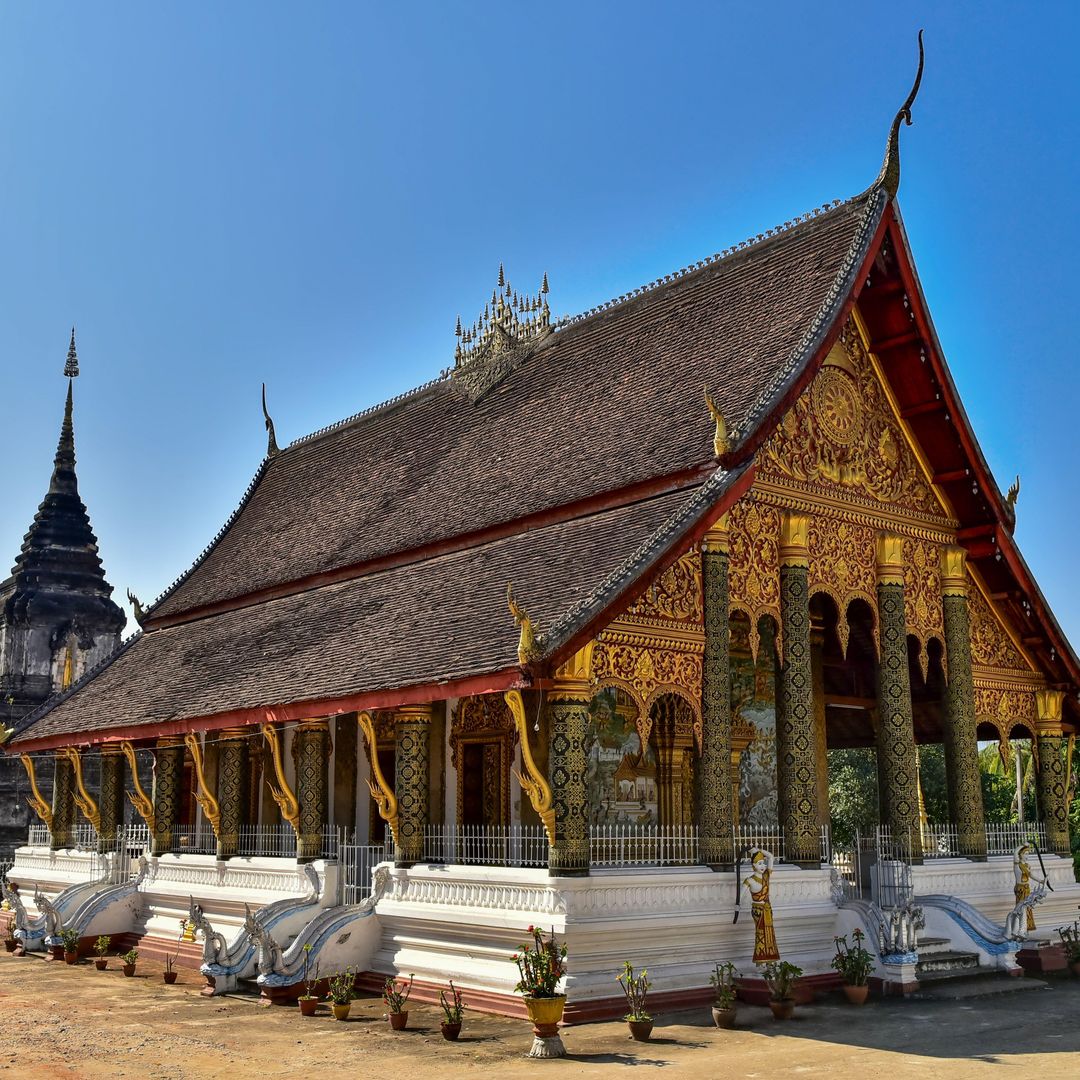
870,28 -> 925,200
261,382 -> 279,458
64,326 -> 80,379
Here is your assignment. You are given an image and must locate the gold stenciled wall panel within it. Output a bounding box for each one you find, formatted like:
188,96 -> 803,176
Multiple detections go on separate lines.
726,497 -> 781,662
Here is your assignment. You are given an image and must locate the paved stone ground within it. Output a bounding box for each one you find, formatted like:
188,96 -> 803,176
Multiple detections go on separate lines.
1,952 -> 1079,1078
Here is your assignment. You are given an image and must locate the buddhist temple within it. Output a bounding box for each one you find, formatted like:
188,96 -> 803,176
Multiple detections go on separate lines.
4,36 -> 1078,1015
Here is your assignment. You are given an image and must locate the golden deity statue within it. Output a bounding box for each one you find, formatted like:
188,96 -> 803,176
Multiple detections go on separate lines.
1013,844 -> 1046,932
743,848 -> 780,963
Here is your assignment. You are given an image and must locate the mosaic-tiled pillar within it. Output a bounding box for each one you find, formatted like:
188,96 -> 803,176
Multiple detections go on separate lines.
152,736 -> 184,857
698,516 -> 735,868
394,704 -> 431,867
50,755 -> 75,850
216,729 -> 248,860
548,652 -> 592,876
247,740 -> 263,827
295,719 -> 330,863
875,534 -> 921,860
811,624 -> 830,832
1035,690 -> 1071,857
940,547 -> 986,859
97,745 -> 124,852
776,513 -> 821,867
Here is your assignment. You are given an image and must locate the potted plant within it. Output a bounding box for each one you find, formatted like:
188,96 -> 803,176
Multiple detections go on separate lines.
60,928 -> 80,965
1057,922 -> 1080,976
327,968 -> 355,1021
709,961 -> 739,1028
618,960 -> 653,1041
761,959 -> 802,1020
4,928 -> 19,954
383,974 -> 413,1030
512,926 -> 567,1057
93,935 -> 111,971
297,943 -> 320,1016
121,948 -> 139,977
831,930 -> 875,1004
439,980 -> 465,1041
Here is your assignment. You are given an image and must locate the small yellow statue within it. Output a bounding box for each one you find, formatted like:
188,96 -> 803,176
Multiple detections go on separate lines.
1013,844 -> 1046,931
743,848 -> 780,963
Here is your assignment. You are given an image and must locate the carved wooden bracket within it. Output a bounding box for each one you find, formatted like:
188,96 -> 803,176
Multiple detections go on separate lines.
261,722 -> 301,837
59,746 -> 100,832
183,732 -> 222,839
19,753 -> 53,830
504,690 -> 555,847
119,741 -> 156,834
358,711 -> 399,847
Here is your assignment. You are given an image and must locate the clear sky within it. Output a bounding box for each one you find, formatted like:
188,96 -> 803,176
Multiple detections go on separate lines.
1,2 -> 1077,644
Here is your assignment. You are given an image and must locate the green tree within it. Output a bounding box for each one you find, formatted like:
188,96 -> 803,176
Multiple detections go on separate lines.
826,748 -> 878,845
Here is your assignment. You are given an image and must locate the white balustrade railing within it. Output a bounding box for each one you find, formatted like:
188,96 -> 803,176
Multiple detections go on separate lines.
733,824 -> 786,862
423,824 -> 549,868
27,824 -> 51,847
238,823 -> 296,858
590,824 -> 698,868
985,822 -> 1048,856
170,825 -> 217,855
340,837 -> 389,904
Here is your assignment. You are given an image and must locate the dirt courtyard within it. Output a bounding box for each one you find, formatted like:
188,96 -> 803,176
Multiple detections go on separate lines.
1,952 -> 1079,1079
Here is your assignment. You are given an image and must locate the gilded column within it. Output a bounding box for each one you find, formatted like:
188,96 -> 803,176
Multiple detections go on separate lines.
394,704 -> 431,866
98,745 -> 125,851
295,718 -> 331,862
698,515 -> 735,868
776,513 -> 820,867
940,547 -> 986,859
50,754 -> 75,850
875,534 -> 921,859
548,647 -> 593,876
152,736 -> 184,857
811,621 -> 830,833
1035,690 -> 1071,857
216,729 -> 248,859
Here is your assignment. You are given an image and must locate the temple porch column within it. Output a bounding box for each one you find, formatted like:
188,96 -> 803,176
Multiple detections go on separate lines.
548,647 -> 593,876
875,533 -> 921,859
1035,690 -> 1071,857
697,515 -> 735,868
394,704 -> 432,867
50,754 -> 75,851
811,619 -> 829,834
777,513 -> 821,867
940,547 -> 986,859
97,745 -> 124,852
295,718 -> 331,863
216,729 -> 249,859
151,736 -> 184,857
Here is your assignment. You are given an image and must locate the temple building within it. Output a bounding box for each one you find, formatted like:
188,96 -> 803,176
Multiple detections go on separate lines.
0,335 -> 125,855
5,41 -> 1079,1015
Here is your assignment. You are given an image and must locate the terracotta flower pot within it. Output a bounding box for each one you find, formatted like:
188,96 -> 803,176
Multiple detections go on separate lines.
4,939 -> 17,953
122,964 -> 136,978
712,1005 -> 737,1029
1070,960 -> 1080,978
95,958 -> 108,971
769,998 -> 795,1021
163,971 -> 179,985
331,1002 -> 351,1021
523,995 -> 566,1039
843,984 -> 869,1005
440,1021 -> 461,1041
48,944 -> 65,961
627,1018 -> 654,1042
64,951 -> 78,965
388,1011 -> 409,1030
298,997 -> 319,1016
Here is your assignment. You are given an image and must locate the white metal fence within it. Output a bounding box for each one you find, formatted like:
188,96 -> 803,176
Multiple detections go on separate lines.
985,823 -> 1048,856
339,835 -> 389,905
423,824 -> 549,868
590,824 -> 699,868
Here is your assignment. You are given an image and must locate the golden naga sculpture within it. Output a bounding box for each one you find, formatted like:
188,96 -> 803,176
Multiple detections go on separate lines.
704,385 -> 729,456
504,690 -> 555,847
58,746 -> 101,832
126,588 -> 146,627
183,732 -> 222,839
19,754 -> 53,829
261,722 -> 301,836
119,741 -> 156,833
507,583 -> 543,666
357,711 -> 399,847
1006,475 -> 1020,512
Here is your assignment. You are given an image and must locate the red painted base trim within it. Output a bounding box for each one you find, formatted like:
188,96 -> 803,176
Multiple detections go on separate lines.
735,972 -> 836,1006
1017,942 -> 1067,975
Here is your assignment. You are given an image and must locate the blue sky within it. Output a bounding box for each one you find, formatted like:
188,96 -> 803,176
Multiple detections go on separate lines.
1,2 -> 1078,644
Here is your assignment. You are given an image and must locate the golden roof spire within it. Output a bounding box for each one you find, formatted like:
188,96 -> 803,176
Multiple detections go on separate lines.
870,29 -> 925,199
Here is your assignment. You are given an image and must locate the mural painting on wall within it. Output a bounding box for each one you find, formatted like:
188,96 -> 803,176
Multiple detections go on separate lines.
587,688 -> 658,826
733,618 -> 778,827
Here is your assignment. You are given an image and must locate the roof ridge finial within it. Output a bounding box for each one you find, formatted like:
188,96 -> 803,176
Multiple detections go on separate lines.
871,29 -> 925,199
64,326 -> 79,378
261,382 -> 279,458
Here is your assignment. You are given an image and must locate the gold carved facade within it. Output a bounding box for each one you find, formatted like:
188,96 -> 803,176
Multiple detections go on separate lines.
450,695 -> 517,825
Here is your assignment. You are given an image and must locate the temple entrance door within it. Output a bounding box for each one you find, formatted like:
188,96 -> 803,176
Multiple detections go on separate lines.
451,696 -> 515,829
459,741 -> 506,826
649,694 -> 696,827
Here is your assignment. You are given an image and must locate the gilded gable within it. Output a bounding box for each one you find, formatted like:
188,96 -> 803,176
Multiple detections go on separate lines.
968,575 -> 1034,674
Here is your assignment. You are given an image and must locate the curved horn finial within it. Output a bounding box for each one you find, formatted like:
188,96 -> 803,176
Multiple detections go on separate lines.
261,383 -> 279,458
871,29 -> 925,198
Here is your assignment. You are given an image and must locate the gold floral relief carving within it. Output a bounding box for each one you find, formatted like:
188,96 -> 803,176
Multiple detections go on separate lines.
626,550 -> 703,625
806,514 -> 878,656
592,638 -> 703,750
974,686 -> 1037,733
727,496 -> 781,661
903,536 -> 945,680
759,320 -> 943,518
968,577 -> 1031,673
449,695 -> 517,772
